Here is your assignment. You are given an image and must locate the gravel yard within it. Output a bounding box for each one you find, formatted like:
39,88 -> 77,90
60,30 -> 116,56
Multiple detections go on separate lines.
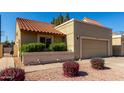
25,57 -> 124,81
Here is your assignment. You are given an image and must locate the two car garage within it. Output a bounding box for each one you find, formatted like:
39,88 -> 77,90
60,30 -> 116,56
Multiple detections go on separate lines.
74,19 -> 112,59
80,38 -> 109,59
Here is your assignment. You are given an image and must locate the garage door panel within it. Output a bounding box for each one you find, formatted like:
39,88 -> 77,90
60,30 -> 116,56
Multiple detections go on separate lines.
82,39 -> 108,58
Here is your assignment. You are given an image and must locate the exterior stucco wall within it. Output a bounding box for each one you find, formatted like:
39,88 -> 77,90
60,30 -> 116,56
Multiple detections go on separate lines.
37,34 -> 64,43
74,20 -> 112,59
112,36 -> 124,56
21,31 -> 65,44
55,21 -> 74,52
112,37 -> 121,45
21,31 -> 64,45
21,31 -> 37,44
54,36 -> 64,43
14,44 -> 18,57
15,23 -> 21,46
14,23 -> 21,57
23,51 -> 74,65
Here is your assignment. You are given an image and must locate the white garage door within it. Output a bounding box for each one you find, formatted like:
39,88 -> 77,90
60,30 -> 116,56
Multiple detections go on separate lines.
81,39 -> 108,58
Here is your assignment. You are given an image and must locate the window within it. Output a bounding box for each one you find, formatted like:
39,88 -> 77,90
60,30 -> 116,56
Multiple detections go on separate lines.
62,37 -> 66,42
39,36 -> 52,48
40,37 -> 45,43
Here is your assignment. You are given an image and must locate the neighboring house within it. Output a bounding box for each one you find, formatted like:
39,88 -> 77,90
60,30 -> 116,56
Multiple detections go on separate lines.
112,34 -> 124,56
14,17 -> 112,59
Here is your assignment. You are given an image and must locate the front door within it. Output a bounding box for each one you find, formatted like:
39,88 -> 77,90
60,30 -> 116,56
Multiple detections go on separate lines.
46,38 -> 52,48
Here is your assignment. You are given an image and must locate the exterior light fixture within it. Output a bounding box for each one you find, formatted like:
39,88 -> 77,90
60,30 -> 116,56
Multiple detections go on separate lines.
77,35 -> 80,39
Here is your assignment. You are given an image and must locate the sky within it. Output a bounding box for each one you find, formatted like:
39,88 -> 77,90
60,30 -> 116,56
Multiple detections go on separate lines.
0,12 -> 124,42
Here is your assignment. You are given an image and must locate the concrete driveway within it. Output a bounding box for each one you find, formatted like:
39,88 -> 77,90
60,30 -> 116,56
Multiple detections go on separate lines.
107,57 -> 124,65
102,57 -> 124,69
77,57 -> 124,71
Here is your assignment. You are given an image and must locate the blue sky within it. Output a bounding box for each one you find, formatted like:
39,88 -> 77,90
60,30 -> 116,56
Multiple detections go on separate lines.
0,12 -> 124,42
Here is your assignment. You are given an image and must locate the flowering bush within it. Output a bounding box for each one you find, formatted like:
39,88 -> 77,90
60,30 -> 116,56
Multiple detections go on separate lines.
63,61 -> 79,77
90,57 -> 105,69
0,68 -> 25,81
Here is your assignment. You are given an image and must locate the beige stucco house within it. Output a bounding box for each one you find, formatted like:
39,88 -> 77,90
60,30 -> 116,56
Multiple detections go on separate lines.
55,17 -> 112,59
14,17 -> 112,59
112,34 -> 124,56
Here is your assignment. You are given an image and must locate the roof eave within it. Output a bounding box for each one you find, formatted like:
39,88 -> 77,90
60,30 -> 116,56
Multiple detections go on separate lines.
20,29 -> 66,36
55,18 -> 112,31
75,19 -> 112,31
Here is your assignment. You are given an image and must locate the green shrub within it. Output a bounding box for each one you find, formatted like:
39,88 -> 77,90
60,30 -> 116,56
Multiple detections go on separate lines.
48,42 -> 67,51
21,43 -> 45,52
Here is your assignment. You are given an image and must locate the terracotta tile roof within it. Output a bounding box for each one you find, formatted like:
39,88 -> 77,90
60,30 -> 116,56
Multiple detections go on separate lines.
16,18 -> 65,36
82,17 -> 103,27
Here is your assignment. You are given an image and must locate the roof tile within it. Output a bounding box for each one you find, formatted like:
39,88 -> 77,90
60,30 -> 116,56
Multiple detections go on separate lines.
82,17 -> 103,27
16,18 -> 65,36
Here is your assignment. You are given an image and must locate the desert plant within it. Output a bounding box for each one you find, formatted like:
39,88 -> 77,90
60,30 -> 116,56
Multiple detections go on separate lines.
0,68 -> 25,81
21,43 -> 46,52
90,57 -> 105,69
63,61 -> 79,77
48,42 -> 67,51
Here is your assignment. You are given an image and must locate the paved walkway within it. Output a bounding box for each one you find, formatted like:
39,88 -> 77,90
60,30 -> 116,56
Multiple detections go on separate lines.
0,53 -> 14,71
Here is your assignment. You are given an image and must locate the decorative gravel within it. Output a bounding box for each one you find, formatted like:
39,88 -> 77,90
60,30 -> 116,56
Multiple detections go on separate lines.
25,60 -> 124,81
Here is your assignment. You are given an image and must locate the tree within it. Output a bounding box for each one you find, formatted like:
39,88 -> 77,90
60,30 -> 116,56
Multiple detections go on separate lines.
53,18 -> 55,24
54,18 -> 59,26
51,13 -> 70,26
64,13 -> 70,22
51,17 -> 55,24
51,20 -> 53,24
59,14 -> 64,24
3,40 -> 10,47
